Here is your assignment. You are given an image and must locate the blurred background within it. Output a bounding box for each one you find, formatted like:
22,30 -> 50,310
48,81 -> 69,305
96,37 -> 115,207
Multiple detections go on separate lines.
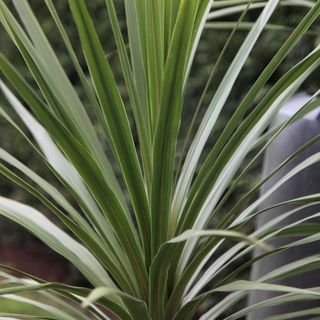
0,0 -> 319,317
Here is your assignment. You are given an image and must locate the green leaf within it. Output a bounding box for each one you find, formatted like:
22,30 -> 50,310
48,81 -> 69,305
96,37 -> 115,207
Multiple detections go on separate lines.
150,229 -> 269,320
105,0 -> 153,193
0,294 -> 78,320
83,287 -> 150,320
173,0 -> 280,229
68,0 -> 151,274
208,0 -> 314,19
0,57 -> 145,299
0,80 -> 133,275
225,289 -> 320,320
145,0 -> 164,132
177,46 -> 320,276
0,197 -> 112,288
199,281 -> 320,320
150,0 -> 199,254
0,280 -> 127,320
206,21 -> 318,35
185,0 -> 320,226
3,1 -> 125,209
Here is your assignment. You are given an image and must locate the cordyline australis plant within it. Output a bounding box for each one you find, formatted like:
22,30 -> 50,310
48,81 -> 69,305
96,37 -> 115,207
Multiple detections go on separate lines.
0,0 -> 319,319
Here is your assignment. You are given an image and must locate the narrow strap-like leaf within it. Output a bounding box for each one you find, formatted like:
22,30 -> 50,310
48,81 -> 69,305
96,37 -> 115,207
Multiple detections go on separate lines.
151,0 -> 199,254
150,229 -> 268,320
6,1 -> 126,209
208,0 -> 314,20
68,1 -> 151,272
187,0 -> 320,217
0,60 -> 146,298
0,78 -> 129,270
83,287 -> 150,320
105,0 -> 153,194
0,197 -> 113,287
173,0 -> 280,223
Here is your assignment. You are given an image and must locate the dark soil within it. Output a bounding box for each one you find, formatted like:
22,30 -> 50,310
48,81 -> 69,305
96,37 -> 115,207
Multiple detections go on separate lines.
0,238 -> 73,283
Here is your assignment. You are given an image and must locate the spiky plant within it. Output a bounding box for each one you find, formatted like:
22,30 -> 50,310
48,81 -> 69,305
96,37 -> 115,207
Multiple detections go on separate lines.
0,0 -> 319,319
